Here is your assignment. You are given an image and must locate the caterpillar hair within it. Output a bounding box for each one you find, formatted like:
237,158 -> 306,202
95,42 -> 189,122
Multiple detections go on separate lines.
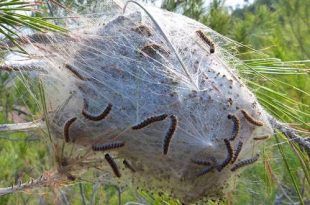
163,115 -> 177,155
217,139 -> 233,172
241,109 -> 264,126
227,114 -> 240,141
82,102 -> 112,121
64,64 -> 86,80
123,160 -> 136,173
191,159 -> 211,166
196,30 -> 215,53
92,141 -> 125,151
64,117 -> 77,142
231,141 -> 243,164
105,154 -> 121,178
231,154 -> 260,172
253,135 -> 270,141
132,114 -> 168,130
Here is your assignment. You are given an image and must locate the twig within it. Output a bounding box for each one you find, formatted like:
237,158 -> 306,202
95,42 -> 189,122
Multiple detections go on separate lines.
0,120 -> 43,132
0,33 -> 74,49
268,116 -> 310,153
0,171 -> 62,196
0,64 -> 47,73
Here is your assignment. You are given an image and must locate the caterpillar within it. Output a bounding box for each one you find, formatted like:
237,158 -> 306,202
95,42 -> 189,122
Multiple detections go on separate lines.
227,114 -> 240,141
64,64 -> 86,80
132,114 -> 168,130
132,24 -> 152,37
123,160 -> 136,173
82,102 -> 112,121
64,117 -> 77,142
92,141 -> 125,151
217,139 -> 233,172
196,30 -> 215,54
105,154 -> 121,178
231,154 -> 260,172
163,115 -> 177,155
253,135 -> 270,141
140,43 -> 170,57
191,159 -> 211,166
197,166 -> 214,177
66,174 -> 76,181
241,109 -> 264,126
231,141 -> 243,164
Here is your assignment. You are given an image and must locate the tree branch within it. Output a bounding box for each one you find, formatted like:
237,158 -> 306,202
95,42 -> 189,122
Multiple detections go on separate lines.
0,171 -> 63,196
268,116 -> 310,152
0,120 -> 43,132
0,63 -> 47,73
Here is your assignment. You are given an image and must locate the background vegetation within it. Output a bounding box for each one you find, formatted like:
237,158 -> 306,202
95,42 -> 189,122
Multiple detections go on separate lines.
0,0 -> 309,204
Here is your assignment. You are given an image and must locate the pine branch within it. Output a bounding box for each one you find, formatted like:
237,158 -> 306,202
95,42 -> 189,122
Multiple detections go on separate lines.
269,115 -> 310,152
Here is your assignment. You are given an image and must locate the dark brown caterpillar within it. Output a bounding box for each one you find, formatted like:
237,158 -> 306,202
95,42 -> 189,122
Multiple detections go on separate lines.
241,109 -> 264,126
231,154 -> 260,172
64,117 -> 77,142
132,25 -> 152,37
217,139 -> 233,171
197,166 -> 215,177
66,174 -> 76,181
227,114 -> 240,141
92,141 -> 125,151
64,64 -> 86,80
196,30 -> 215,53
123,160 -> 136,173
140,43 -> 170,57
163,115 -> 177,155
191,159 -> 211,166
231,141 -> 243,164
253,135 -> 270,141
105,154 -> 121,178
132,114 -> 168,130
82,102 -> 112,121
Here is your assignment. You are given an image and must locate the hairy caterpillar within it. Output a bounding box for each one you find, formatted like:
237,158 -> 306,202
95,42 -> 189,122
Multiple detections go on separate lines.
63,117 -> 77,143
132,24 -> 152,37
132,114 -> 168,130
163,115 -> 177,155
197,166 -> 215,177
139,43 -> 170,57
92,141 -> 125,151
227,114 -> 240,141
217,139 -> 233,171
105,154 -> 121,178
64,64 -> 86,80
253,136 -> 270,141
191,159 -> 211,166
123,160 -> 136,173
82,102 -> 113,121
231,141 -> 243,164
196,30 -> 215,53
231,154 -> 260,172
241,109 -> 264,126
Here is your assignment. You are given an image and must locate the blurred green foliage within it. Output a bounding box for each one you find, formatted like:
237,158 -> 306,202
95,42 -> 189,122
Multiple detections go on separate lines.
0,0 -> 309,204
